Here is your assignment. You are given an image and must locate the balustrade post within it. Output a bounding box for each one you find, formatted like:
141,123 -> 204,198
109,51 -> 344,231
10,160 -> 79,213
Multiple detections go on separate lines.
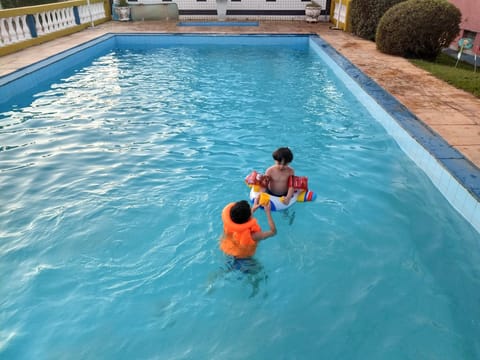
26,14 -> 38,37
6,18 -> 17,42
73,6 -> 81,25
0,20 -> 10,45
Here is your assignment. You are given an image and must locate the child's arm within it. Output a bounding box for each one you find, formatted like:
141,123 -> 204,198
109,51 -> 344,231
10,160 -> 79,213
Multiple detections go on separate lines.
282,171 -> 295,204
252,202 -> 277,241
251,195 -> 261,214
283,186 -> 295,205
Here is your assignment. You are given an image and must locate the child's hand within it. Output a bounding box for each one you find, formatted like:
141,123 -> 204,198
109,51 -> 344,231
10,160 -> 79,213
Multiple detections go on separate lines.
252,195 -> 261,213
263,201 -> 271,213
281,196 -> 291,205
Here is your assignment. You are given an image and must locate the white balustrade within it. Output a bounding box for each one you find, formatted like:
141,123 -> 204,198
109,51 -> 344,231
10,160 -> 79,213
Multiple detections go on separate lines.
17,16 -> 30,41
78,5 -> 90,24
1,1 -> 107,49
6,18 -> 16,42
0,19 -> 8,45
333,0 -> 347,26
78,3 -> 106,24
52,9 -> 62,30
36,12 -> 46,35
49,11 -> 58,31
33,6 -> 76,37
53,8 -> 75,30
0,15 -> 32,46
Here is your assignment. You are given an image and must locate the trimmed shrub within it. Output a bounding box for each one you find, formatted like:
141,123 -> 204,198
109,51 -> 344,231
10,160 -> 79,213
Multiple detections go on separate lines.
349,0 -> 407,41
376,0 -> 461,60
0,0 -> 62,9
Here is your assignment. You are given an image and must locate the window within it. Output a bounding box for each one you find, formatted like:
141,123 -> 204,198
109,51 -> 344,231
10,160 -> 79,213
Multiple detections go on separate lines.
463,30 -> 477,40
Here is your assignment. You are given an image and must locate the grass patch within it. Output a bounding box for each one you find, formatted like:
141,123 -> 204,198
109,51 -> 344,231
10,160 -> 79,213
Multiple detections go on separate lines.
409,53 -> 480,98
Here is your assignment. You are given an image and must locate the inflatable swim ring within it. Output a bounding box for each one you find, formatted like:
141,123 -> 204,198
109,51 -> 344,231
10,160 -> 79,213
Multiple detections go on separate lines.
245,171 -> 317,211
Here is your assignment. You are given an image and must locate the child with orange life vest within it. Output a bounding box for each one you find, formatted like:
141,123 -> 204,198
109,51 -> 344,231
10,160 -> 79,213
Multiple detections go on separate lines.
220,196 -> 277,258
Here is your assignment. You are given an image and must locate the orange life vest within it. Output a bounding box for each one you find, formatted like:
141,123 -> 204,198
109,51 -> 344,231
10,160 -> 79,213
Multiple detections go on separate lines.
220,202 -> 261,258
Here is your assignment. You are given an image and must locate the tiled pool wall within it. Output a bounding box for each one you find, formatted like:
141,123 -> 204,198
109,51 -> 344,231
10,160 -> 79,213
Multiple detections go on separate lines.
0,35 -> 116,106
1,33 -> 479,233
114,33 -> 310,48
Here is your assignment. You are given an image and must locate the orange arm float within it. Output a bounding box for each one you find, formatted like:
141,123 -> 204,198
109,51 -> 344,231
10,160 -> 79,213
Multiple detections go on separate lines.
288,176 -> 308,190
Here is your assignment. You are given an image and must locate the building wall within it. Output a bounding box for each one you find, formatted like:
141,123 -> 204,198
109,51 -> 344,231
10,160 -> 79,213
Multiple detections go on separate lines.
448,0 -> 479,53
128,0 -> 332,20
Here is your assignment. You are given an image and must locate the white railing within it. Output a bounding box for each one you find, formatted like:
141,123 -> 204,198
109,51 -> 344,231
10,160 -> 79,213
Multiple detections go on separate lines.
0,15 -> 31,46
332,0 -> 348,30
78,2 -> 106,24
34,7 -> 76,36
0,0 -> 109,52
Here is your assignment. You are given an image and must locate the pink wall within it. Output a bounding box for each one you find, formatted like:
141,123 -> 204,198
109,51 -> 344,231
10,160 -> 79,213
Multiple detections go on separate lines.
448,0 -> 480,53
449,0 -> 480,32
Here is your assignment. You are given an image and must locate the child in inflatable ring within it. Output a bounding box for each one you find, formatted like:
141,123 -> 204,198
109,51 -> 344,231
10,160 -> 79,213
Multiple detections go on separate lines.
265,147 -> 295,205
220,196 -> 277,259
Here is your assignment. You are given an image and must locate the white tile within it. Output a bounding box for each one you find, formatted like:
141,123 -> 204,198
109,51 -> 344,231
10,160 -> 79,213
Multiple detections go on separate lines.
454,186 -> 469,213
469,204 -> 480,232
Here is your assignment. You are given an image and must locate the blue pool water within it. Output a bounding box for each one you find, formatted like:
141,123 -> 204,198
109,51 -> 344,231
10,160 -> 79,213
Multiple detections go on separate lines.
177,21 -> 259,26
1,35 -> 480,359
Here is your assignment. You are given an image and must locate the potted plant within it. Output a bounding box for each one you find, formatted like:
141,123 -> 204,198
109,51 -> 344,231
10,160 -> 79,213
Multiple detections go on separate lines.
115,0 -> 131,21
305,1 -> 321,23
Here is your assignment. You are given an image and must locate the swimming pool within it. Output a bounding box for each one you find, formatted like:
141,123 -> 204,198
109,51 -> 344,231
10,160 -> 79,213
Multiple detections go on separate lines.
1,34 -> 480,358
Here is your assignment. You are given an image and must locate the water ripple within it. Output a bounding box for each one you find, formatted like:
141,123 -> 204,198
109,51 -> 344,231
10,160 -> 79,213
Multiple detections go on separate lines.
0,44 -> 479,359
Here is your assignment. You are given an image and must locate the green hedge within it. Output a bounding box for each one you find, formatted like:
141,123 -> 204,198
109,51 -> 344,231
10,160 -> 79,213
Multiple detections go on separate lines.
349,0 -> 406,41
376,0 -> 461,60
1,0 -> 64,9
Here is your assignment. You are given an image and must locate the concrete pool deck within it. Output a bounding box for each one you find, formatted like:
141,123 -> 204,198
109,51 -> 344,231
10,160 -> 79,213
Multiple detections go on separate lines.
1,20 -> 479,171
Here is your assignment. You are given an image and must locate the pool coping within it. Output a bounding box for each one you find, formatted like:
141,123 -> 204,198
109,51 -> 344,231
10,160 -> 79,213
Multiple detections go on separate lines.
0,34 -> 116,89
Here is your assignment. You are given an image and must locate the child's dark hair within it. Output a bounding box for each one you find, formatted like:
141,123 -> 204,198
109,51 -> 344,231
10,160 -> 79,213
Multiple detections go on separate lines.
230,200 -> 251,224
272,147 -> 293,164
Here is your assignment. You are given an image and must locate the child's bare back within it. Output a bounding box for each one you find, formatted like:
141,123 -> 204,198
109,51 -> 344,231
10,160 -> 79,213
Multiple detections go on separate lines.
265,147 -> 295,204
266,165 -> 294,196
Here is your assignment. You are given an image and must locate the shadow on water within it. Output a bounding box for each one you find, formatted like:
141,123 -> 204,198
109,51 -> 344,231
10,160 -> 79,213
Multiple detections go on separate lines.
282,209 -> 296,226
207,256 -> 268,298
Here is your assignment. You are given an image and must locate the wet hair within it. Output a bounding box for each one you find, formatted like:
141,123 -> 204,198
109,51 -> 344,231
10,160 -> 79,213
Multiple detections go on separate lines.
272,147 -> 293,164
230,200 -> 251,224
